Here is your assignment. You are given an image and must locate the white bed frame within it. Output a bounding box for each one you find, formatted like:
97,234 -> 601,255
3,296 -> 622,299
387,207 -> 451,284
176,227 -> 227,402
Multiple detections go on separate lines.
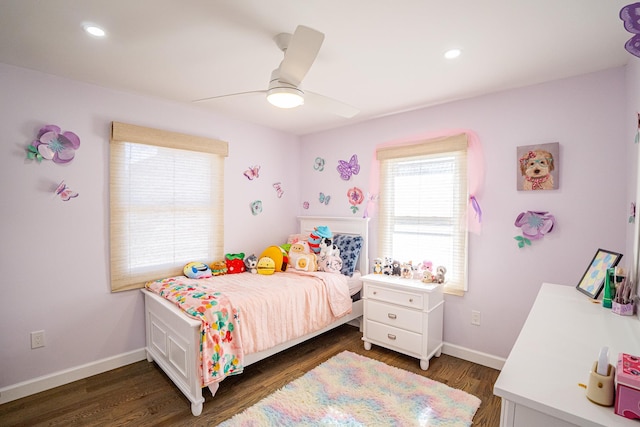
141,216 -> 370,416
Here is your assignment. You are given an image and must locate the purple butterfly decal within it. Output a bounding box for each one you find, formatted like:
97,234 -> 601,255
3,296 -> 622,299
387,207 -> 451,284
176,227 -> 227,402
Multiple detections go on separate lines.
244,165 -> 260,180
336,154 -> 360,181
621,3 -> 640,57
55,180 -> 78,201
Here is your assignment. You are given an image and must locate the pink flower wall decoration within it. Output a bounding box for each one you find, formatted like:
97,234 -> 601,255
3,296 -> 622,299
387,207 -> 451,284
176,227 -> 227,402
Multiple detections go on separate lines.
347,187 -> 364,214
28,124 -> 80,164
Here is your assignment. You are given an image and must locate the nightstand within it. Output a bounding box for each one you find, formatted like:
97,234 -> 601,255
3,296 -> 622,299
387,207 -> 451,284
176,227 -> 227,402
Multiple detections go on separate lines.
361,274 -> 444,370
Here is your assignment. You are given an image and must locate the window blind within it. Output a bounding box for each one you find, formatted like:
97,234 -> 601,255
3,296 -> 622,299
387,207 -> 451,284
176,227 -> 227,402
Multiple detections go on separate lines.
377,134 -> 468,294
110,122 -> 228,292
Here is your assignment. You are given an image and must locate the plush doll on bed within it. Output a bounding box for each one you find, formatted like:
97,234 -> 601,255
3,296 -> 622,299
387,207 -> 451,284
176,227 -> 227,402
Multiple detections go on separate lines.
287,240 -> 318,272
244,254 -> 258,274
209,260 -> 228,276
183,262 -> 213,279
308,225 -> 332,254
319,237 -> 340,258
318,254 -> 342,273
225,253 -> 246,274
260,245 -> 289,272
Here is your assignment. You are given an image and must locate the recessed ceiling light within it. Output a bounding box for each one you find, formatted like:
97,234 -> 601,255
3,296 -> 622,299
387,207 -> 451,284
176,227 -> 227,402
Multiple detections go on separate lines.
83,24 -> 106,37
444,48 -> 462,59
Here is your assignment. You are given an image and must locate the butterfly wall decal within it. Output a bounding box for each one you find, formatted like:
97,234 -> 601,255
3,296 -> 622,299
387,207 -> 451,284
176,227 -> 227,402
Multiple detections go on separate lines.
55,180 -> 78,201
244,165 -> 260,180
319,192 -> 331,205
621,3 -> 640,57
273,182 -> 284,198
336,154 -> 360,181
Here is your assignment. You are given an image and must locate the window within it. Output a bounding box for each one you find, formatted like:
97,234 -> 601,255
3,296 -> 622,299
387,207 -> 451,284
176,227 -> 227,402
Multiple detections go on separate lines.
377,134 -> 468,295
110,122 -> 228,292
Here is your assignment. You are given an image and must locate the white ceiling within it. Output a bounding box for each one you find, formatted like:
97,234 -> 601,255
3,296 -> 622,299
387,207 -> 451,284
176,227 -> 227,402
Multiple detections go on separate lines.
0,0 -> 633,135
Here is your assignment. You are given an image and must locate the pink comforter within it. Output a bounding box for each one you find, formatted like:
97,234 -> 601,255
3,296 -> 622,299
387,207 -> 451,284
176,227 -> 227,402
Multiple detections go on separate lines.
146,270 -> 351,386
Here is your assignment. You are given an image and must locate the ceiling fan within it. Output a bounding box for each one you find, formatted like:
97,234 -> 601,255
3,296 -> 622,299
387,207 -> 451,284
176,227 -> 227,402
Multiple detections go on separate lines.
194,25 -> 359,118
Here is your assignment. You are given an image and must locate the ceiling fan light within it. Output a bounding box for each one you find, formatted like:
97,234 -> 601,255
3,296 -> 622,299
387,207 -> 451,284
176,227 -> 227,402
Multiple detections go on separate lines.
267,87 -> 304,109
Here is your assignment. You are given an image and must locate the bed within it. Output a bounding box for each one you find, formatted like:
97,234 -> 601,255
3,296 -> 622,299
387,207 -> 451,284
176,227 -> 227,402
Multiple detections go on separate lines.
141,216 -> 370,416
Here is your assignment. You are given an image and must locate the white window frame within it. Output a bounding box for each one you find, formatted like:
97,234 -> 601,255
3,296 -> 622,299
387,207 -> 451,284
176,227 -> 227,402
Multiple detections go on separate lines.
377,134 -> 468,295
109,122 -> 228,292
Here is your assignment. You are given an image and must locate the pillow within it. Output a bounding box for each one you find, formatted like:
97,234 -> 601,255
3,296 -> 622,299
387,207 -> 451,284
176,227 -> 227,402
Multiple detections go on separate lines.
287,233 -> 309,245
333,234 -> 363,277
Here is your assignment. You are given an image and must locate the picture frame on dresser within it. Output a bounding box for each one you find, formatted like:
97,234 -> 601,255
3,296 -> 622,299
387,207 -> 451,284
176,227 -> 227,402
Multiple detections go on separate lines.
575,248 -> 622,299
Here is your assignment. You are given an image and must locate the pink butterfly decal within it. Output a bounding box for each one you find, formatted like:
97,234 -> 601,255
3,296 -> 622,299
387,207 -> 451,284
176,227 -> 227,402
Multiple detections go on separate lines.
336,154 -> 360,181
273,182 -> 284,198
244,165 -> 260,180
55,180 -> 78,201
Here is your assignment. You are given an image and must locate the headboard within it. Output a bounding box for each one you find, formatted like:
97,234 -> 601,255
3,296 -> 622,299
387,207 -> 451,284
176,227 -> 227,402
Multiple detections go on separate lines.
298,216 -> 370,275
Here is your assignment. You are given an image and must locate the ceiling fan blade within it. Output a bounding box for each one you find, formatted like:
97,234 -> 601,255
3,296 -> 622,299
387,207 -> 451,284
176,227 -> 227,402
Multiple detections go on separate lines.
279,25 -> 324,86
305,90 -> 359,118
192,90 -> 266,103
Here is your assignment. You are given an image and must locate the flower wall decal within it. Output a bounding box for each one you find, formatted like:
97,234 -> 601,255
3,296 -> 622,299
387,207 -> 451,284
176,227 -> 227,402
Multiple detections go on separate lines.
514,210 -> 555,248
27,124 -> 80,164
347,187 -> 364,214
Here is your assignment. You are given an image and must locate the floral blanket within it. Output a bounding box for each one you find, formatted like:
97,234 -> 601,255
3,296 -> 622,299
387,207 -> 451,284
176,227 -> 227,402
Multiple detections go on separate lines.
145,277 -> 244,387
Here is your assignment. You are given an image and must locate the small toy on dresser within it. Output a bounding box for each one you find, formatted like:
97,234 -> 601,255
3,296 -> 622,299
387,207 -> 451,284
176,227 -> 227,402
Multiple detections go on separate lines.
372,258 -> 383,274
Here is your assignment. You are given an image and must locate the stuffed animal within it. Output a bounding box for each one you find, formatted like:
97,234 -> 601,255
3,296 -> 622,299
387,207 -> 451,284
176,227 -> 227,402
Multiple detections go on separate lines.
257,256 -> 275,275
225,253 -> 246,274
400,262 -> 413,279
244,254 -> 258,274
288,241 -> 318,272
435,266 -> 447,284
308,226 -> 332,254
422,270 -> 434,283
373,258 -> 383,274
382,257 -> 393,275
183,262 -> 212,279
260,245 -> 289,272
391,259 -> 401,276
209,260 -> 228,276
319,237 -> 340,258
318,255 -> 342,273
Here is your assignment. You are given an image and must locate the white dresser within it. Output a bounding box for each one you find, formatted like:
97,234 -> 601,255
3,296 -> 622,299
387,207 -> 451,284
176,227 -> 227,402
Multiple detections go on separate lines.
494,283 -> 640,427
361,274 -> 444,370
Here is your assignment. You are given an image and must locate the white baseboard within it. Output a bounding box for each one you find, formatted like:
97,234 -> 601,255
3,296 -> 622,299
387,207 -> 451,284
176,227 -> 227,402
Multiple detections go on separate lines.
0,348 -> 147,405
442,342 -> 506,371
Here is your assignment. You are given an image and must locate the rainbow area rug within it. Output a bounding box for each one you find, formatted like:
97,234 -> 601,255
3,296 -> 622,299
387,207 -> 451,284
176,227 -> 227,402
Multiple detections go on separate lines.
219,350 -> 481,426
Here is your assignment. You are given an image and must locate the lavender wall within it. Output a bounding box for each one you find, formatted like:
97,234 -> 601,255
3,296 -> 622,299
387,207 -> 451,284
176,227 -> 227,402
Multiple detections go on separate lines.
0,61 -> 633,392
0,63 -> 301,388
300,67 -> 629,358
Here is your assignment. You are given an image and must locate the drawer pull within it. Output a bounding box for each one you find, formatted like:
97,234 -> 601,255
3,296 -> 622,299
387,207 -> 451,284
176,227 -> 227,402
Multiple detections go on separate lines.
409,298 -> 414,303
387,333 -> 397,340
388,313 -> 397,319
373,291 -> 377,295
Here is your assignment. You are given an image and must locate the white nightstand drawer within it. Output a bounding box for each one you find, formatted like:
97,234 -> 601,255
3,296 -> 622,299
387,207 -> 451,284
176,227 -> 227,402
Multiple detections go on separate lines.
365,320 -> 422,355
365,284 -> 423,309
366,299 -> 422,333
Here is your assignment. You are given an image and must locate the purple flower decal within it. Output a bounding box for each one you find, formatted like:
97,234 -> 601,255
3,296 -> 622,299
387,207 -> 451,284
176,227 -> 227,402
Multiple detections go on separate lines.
29,125 -> 80,164
347,187 -> 364,214
514,211 -> 555,247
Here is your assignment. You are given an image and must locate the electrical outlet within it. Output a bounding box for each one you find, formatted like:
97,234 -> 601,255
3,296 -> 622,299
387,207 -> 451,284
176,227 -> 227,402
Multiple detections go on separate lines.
31,330 -> 45,349
471,310 -> 481,326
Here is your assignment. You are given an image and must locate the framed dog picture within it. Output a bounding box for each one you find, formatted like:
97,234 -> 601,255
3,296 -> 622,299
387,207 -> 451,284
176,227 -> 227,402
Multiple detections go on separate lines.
516,142 -> 559,191
575,248 -> 622,299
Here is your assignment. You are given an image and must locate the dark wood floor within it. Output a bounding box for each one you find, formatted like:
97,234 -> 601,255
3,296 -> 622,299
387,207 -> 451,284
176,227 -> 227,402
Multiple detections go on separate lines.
0,324 -> 502,426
